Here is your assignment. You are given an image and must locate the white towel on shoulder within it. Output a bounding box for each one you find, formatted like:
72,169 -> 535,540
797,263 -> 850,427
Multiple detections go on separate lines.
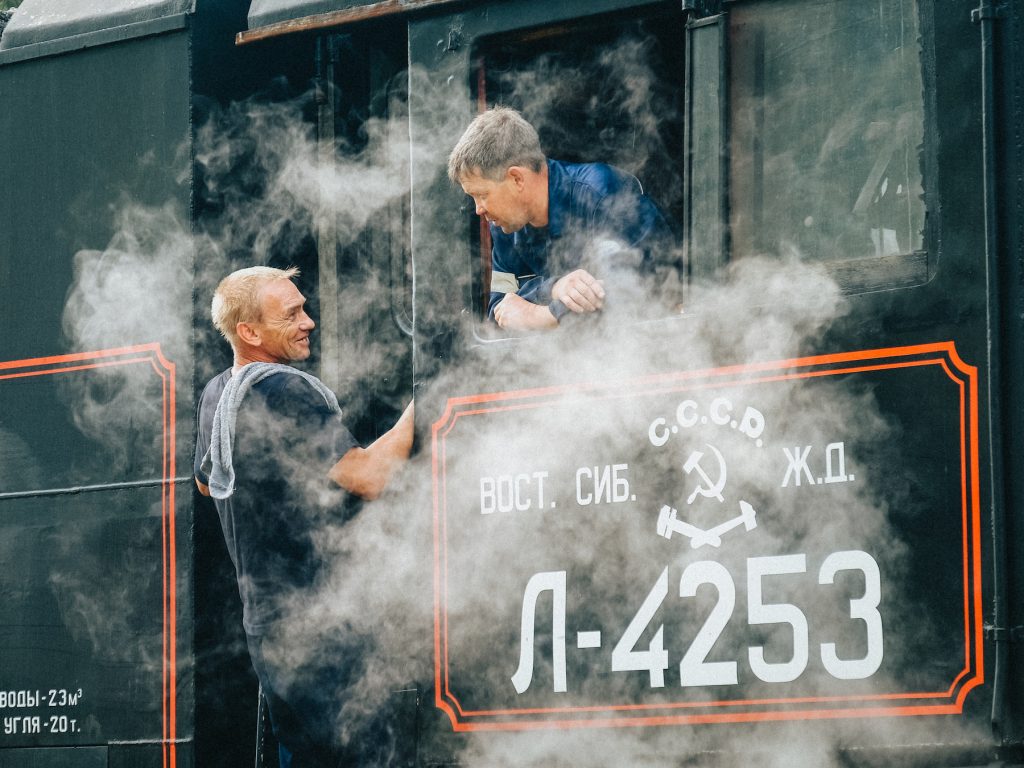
200,362 -> 340,499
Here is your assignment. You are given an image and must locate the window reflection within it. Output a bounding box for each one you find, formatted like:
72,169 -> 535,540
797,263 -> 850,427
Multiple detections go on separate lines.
729,0 -> 925,265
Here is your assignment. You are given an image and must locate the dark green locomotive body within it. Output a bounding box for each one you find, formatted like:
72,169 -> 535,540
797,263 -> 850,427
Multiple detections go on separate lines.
0,0 -> 1021,765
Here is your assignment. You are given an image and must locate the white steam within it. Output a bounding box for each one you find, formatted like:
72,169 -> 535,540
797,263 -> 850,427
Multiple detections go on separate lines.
48,31 -> 975,768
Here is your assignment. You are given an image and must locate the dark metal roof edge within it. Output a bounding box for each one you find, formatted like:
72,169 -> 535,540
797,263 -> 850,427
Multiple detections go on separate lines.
0,12 -> 188,66
236,0 -> 469,45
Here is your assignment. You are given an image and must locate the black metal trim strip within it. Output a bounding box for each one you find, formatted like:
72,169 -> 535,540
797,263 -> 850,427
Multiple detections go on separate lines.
0,476 -> 193,502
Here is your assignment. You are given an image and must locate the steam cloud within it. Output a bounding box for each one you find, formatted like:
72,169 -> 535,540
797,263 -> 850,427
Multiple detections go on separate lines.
48,25 -> 975,768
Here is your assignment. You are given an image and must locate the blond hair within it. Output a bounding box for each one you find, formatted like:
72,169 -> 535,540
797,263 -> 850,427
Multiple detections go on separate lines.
447,106 -> 545,184
211,265 -> 299,346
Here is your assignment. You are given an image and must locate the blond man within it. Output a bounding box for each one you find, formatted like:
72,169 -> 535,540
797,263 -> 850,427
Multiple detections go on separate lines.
194,266 -> 412,766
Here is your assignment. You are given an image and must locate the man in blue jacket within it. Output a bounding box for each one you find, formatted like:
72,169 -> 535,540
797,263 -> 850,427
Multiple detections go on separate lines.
448,106 -> 674,331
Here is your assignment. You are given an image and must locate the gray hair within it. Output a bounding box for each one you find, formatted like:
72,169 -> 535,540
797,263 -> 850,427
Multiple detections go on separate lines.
211,265 -> 300,347
447,106 -> 546,184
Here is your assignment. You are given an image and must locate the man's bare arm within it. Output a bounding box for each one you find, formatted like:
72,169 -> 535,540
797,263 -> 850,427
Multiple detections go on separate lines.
328,400 -> 415,499
195,477 -> 211,496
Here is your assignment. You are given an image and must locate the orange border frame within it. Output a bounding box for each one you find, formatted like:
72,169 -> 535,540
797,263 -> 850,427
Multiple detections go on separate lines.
0,345 -> 178,765
430,342 -> 983,731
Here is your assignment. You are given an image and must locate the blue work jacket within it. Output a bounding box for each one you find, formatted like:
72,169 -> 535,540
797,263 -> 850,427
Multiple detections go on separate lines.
487,158 -> 672,320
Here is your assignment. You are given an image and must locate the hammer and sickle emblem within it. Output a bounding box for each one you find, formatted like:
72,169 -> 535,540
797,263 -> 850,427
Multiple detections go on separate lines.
683,445 -> 727,505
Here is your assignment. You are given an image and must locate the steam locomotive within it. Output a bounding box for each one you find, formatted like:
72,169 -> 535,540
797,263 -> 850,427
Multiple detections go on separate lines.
1,0 -> 1022,765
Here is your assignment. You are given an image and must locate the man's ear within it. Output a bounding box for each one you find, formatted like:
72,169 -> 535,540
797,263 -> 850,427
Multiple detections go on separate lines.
506,166 -> 527,191
236,321 -> 261,347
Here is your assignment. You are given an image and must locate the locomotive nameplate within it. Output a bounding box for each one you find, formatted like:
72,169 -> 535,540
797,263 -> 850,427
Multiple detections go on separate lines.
431,342 -> 982,731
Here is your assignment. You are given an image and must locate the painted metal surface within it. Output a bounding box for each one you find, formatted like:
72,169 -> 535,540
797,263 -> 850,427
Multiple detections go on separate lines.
0,0 -> 192,50
0,24 -> 195,767
248,0 -> 370,29
238,0 -> 466,44
408,0 -> 1022,761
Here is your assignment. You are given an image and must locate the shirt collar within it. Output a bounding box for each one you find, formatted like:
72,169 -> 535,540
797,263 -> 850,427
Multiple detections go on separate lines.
544,158 -> 567,238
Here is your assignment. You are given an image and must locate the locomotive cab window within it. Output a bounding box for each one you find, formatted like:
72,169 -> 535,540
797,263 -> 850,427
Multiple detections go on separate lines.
466,7 -> 687,333
724,0 -> 926,292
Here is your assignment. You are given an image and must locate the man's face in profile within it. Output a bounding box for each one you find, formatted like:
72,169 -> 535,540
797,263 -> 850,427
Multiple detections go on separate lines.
460,168 -> 531,234
253,279 -> 315,363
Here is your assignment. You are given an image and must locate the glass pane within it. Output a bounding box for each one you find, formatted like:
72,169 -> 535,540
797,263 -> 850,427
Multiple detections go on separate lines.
729,0 -> 925,264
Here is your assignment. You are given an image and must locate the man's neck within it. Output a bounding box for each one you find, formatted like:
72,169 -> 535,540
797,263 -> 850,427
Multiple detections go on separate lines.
232,351 -> 280,374
527,161 -> 550,228
232,355 -> 255,374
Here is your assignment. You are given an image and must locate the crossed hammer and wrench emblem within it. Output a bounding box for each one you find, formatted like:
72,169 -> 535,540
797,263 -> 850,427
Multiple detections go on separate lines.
656,445 -> 758,549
